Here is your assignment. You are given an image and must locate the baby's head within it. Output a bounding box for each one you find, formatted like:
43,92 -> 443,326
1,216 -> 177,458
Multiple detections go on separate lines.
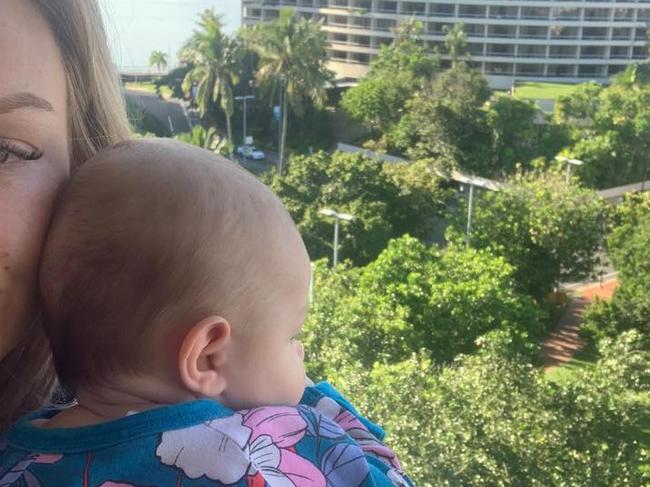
40,139 -> 310,409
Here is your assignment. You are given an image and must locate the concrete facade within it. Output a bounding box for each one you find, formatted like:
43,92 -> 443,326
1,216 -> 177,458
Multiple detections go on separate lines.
242,0 -> 650,88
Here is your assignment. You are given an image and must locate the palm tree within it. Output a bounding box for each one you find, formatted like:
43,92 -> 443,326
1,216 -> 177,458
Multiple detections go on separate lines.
149,50 -> 168,73
180,10 -> 241,153
443,23 -> 468,68
245,9 -> 333,176
175,126 -> 231,156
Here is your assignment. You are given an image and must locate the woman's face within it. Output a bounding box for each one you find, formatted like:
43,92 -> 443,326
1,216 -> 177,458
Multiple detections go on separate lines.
0,0 -> 70,359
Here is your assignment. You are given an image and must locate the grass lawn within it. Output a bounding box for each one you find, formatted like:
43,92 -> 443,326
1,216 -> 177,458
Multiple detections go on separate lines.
545,340 -> 650,475
514,82 -> 580,100
544,340 -> 599,384
125,82 -> 173,99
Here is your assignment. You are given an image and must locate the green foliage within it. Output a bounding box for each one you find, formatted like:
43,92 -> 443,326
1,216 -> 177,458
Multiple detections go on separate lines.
391,63 -> 492,172
443,23 -> 468,67
607,191 -> 650,275
126,98 -> 171,137
180,9 -> 242,144
285,105 -> 335,154
391,65 -> 569,178
340,22 -> 439,135
448,171 -> 606,299
155,65 -> 192,99
341,73 -> 414,135
319,334 -> 648,486
244,8 -> 333,116
149,50 -> 168,72
556,83 -> 650,188
174,125 -> 232,156
554,82 -> 603,127
267,152 -> 446,265
244,8 -> 333,173
304,235 -> 545,377
583,196 -> 650,340
612,63 -> 650,90
484,96 -> 541,175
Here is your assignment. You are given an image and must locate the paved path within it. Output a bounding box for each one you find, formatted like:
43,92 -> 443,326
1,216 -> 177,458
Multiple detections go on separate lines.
125,90 -> 191,134
540,278 -> 619,372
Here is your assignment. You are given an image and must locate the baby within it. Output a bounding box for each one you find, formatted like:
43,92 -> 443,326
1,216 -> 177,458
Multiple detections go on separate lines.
0,139 -> 412,486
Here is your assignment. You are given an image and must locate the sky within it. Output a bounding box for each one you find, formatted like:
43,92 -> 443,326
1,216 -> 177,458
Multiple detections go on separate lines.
101,0 -> 242,72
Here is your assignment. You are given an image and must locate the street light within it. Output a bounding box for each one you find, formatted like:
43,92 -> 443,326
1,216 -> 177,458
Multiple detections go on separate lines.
278,74 -> 287,176
234,94 -> 255,160
320,208 -> 354,267
556,156 -> 584,185
456,174 -> 495,246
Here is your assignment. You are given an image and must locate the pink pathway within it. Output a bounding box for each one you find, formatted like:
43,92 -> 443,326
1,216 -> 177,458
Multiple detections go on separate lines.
540,279 -> 619,372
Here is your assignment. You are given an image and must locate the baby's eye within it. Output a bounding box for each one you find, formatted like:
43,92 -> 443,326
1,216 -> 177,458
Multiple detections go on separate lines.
291,331 -> 304,342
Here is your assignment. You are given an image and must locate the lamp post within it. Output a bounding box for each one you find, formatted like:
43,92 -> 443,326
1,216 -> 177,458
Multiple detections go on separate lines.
278,74 -> 287,176
457,174 -> 495,246
557,156 -> 584,185
235,80 -> 255,161
320,208 -> 354,267
234,94 -> 254,159
465,182 -> 475,246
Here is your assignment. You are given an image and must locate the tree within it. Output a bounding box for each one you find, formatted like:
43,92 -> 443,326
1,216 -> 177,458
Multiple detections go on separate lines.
612,62 -> 650,90
448,170 -> 606,299
340,20 -> 439,136
245,9 -> 333,175
442,23 -> 468,68
149,50 -> 168,73
304,235 -> 545,378
155,65 -> 192,99
180,10 -> 241,149
266,151 -> 447,266
484,96 -> 540,175
583,193 -> 650,340
174,125 -> 231,156
556,82 -> 650,188
391,63 -> 492,173
321,334 -> 647,486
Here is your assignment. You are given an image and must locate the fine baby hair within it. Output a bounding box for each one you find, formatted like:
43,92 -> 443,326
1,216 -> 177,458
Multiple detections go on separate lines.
39,138 -> 300,393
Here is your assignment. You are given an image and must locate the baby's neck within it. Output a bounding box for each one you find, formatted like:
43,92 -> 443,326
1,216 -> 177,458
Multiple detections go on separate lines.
43,376 -> 195,429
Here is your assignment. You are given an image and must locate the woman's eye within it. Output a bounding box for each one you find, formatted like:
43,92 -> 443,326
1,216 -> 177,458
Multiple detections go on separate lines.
0,139 -> 43,164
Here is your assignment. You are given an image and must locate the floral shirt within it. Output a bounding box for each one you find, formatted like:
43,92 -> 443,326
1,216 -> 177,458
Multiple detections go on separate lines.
0,383 -> 413,487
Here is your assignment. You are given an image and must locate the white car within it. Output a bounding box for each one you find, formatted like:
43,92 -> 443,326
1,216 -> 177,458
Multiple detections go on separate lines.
236,145 -> 266,160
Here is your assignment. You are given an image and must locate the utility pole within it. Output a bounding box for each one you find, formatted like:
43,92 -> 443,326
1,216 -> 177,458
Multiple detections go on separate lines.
278,74 -> 287,176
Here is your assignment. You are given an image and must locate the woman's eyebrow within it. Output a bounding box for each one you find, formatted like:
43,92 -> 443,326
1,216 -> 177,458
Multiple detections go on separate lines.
0,92 -> 54,114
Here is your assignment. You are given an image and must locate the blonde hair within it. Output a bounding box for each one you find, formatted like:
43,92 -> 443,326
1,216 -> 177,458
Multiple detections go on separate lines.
0,0 -> 131,430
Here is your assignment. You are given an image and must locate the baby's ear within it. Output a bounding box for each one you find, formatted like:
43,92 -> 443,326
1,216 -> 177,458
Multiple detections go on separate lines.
178,316 -> 231,398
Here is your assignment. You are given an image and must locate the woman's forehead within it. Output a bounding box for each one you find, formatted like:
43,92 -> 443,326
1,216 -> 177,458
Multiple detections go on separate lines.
0,0 -> 67,115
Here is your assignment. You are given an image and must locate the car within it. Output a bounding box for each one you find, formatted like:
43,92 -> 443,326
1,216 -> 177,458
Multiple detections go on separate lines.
236,145 -> 266,160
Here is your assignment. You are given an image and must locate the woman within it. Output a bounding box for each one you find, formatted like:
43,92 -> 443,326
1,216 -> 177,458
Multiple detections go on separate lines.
0,0 -> 131,429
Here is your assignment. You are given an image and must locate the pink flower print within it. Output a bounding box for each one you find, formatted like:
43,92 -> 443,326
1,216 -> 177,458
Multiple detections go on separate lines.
0,453 -> 63,487
156,414 -> 252,484
242,407 -> 308,448
313,397 -> 402,470
387,468 -> 410,486
32,454 -> 64,464
243,407 -> 326,487
157,409 -> 326,487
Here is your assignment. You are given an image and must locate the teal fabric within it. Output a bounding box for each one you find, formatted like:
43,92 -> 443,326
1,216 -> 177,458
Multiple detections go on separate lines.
0,383 -> 414,487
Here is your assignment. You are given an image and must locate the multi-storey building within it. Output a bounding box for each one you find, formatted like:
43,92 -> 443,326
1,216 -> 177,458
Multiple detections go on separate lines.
242,1 -> 650,87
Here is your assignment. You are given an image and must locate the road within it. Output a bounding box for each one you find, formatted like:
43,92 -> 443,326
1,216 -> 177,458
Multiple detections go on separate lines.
125,90 -> 191,135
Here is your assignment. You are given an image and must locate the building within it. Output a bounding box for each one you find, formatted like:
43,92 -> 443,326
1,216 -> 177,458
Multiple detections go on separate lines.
242,0 -> 650,88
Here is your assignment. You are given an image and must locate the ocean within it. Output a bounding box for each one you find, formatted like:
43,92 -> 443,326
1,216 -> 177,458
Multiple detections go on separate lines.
101,0 -> 242,72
